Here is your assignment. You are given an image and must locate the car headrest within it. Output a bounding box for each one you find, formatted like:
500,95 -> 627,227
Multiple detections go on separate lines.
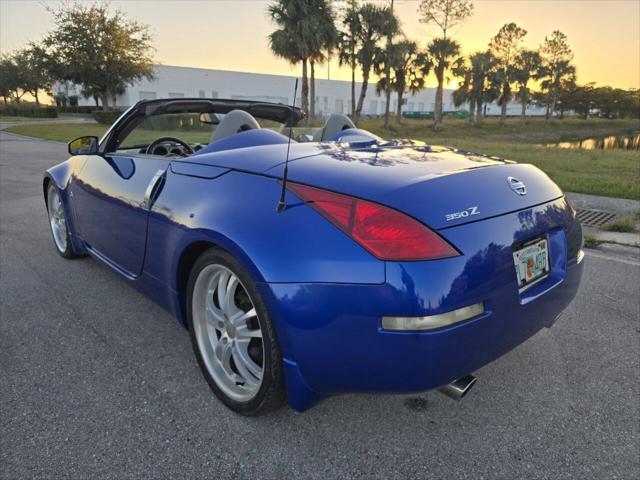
313,114 -> 356,142
211,110 -> 260,143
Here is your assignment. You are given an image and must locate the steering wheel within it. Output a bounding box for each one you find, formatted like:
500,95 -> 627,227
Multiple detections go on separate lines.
146,137 -> 195,157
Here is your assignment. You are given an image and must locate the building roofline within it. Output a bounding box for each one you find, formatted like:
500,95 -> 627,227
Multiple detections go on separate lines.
152,63 -> 455,92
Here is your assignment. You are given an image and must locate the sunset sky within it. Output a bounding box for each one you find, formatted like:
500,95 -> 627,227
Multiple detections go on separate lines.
1,0 -> 638,90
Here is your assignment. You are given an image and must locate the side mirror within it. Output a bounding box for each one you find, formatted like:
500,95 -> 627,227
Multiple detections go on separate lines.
68,136 -> 99,156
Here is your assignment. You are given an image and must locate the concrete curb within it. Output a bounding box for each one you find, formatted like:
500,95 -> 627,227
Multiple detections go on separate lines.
583,225 -> 639,248
566,192 -> 640,216
566,192 -> 639,248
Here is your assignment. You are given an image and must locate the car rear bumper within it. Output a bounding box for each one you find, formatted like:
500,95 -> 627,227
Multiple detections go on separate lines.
259,197 -> 584,411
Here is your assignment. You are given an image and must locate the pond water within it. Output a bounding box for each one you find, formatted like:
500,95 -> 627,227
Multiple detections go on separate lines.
547,132 -> 640,151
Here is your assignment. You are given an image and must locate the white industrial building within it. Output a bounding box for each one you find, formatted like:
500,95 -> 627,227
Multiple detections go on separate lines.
53,64 -> 545,117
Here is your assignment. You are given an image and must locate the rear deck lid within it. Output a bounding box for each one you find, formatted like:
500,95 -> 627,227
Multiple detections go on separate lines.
273,146 -> 563,230
184,141 -> 328,173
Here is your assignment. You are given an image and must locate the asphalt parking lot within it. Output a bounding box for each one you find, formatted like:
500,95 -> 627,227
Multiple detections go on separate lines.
1,130 -> 638,480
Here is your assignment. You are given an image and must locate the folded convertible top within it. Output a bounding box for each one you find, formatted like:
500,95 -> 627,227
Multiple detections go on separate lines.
138,98 -> 305,126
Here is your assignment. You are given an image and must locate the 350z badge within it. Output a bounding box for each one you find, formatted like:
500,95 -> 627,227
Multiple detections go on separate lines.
445,206 -> 480,222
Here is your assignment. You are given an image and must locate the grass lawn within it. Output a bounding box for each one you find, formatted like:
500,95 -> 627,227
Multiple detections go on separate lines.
360,117 -> 640,200
5,116 -> 639,200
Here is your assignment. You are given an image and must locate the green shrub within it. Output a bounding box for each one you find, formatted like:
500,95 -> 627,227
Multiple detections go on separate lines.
0,107 -> 58,118
583,235 -> 602,248
92,110 -> 123,124
402,111 -> 469,120
36,107 -> 58,118
58,105 -> 102,114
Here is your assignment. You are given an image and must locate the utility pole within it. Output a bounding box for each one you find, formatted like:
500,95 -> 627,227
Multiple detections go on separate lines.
383,0 -> 394,130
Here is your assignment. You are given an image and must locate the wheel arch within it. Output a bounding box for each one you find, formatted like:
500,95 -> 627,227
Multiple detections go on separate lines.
43,159 -> 88,256
42,175 -> 52,207
172,232 -> 268,328
173,234 -> 299,412
176,241 -> 216,305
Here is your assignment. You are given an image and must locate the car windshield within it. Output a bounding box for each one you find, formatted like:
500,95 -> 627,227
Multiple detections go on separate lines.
118,113 -> 213,149
116,111 -> 318,153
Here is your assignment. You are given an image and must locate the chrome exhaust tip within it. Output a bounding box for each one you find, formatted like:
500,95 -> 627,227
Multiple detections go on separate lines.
438,374 -> 477,400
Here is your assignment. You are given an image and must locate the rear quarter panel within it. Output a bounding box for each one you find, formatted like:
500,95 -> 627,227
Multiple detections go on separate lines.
146,169 -> 385,285
143,169 -> 386,334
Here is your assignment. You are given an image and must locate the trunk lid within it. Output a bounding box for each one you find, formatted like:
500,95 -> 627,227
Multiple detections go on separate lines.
270,145 -> 563,230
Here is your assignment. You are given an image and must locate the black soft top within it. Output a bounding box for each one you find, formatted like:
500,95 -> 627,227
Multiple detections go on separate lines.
136,98 -> 305,126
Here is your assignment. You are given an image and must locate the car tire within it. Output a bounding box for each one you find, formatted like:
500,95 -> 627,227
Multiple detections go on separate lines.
186,247 -> 286,415
46,183 -> 79,259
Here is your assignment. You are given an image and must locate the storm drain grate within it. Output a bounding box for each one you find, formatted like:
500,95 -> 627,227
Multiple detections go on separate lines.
575,208 -> 617,227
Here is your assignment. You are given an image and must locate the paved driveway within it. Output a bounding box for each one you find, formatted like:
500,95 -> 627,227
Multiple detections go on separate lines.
1,131 -> 638,479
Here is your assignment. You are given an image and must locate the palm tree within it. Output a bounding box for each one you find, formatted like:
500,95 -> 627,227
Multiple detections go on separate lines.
268,1 -> 315,118
353,3 -> 398,123
308,55 -> 319,118
382,0 -> 396,130
417,0 -> 474,128
452,51 -> 497,125
269,28 -> 307,114
338,2 -> 361,117
472,52 -> 500,123
452,57 -> 474,123
307,0 -> 338,118
376,40 -> 430,123
513,49 -> 542,121
427,37 -> 461,130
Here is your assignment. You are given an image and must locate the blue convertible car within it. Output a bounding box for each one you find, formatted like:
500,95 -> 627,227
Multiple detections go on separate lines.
44,98 -> 584,415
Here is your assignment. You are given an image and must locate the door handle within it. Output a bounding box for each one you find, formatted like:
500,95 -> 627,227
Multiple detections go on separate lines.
143,169 -> 167,209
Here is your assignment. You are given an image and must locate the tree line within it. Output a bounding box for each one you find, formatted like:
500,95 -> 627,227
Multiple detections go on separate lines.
0,1 -> 637,126
0,3 -> 154,110
268,0 -> 639,128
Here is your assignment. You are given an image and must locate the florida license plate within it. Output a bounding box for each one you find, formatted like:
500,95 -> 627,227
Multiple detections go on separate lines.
513,238 -> 550,291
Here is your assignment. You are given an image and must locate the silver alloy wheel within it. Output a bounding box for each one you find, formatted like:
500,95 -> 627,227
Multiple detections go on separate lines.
192,264 -> 264,402
47,185 -> 68,253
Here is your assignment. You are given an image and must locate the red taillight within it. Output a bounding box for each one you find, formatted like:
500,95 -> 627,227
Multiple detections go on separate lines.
286,183 -> 460,261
